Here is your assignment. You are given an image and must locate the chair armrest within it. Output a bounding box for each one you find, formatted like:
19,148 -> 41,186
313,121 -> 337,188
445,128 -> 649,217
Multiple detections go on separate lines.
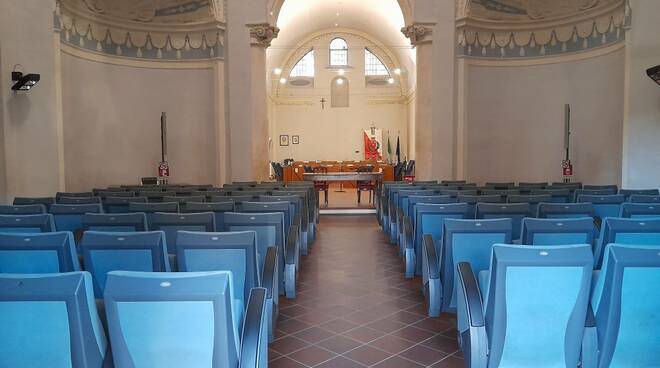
581,304 -> 598,368
457,262 -> 485,328
389,200 -> 396,221
285,225 -> 299,265
239,287 -> 268,368
423,234 -> 440,279
404,215 -> 414,249
397,207 -> 404,230
262,247 -> 277,299
585,304 -> 596,328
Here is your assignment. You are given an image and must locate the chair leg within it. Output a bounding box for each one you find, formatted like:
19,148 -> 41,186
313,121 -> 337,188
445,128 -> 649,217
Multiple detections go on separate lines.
357,190 -> 361,204
324,190 -> 328,205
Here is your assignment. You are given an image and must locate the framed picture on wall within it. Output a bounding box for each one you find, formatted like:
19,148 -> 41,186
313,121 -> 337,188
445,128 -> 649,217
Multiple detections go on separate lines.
280,135 -> 289,146
292,135 -> 300,144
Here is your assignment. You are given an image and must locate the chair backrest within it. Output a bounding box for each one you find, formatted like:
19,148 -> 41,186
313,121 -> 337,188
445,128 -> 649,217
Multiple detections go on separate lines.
583,184 -> 618,192
80,231 -> 170,297
397,190 -> 436,216
104,271 -> 242,368
595,217 -> 660,269
0,231 -> 79,273
56,192 -> 94,201
441,218 -> 512,312
0,213 -> 56,233
58,196 -> 102,205
128,202 -> 179,221
162,196 -> 207,211
0,272 -> 107,367
407,195 -> 457,224
242,201 -> 292,234
520,217 -> 596,246
223,212 -> 284,268
507,194 -> 552,216
138,191 -> 176,202
628,194 -> 660,203
415,203 -> 470,262
183,201 -> 235,231
0,204 -> 47,215
49,204 -> 103,234
475,203 -> 531,240
518,182 -> 547,189
441,180 -> 467,185
94,190 -> 134,198
549,182 -> 583,190
457,194 -> 503,219
103,196 -> 147,213
531,189 -> 572,203
591,244 -> 660,368
573,189 -> 619,202
148,212 -> 215,254
13,196 -> 55,209
440,189 -> 478,198
82,212 -> 148,232
480,189 -> 521,198
620,203 -> 660,219
537,203 -> 595,219
484,182 -> 515,189
576,194 -> 626,219
176,231 -> 260,310
234,181 -> 258,186
619,188 -> 660,200
211,195 -> 254,211
483,244 -> 593,368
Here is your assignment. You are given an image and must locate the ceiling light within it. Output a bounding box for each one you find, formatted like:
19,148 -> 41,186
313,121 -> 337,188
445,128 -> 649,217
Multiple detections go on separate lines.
273,68 -> 282,75
388,78 -> 395,84
336,78 -> 344,85
338,69 -> 345,75
334,23 -> 339,27
11,72 -> 40,91
279,77 -> 287,84
336,12 -> 340,16
393,68 -> 401,75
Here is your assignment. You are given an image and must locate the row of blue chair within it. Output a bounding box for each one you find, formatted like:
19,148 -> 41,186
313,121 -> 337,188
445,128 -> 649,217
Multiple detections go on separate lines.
0,270 -> 269,367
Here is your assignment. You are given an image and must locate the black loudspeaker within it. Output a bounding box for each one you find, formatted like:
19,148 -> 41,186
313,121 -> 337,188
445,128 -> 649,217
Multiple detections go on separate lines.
646,65 -> 660,85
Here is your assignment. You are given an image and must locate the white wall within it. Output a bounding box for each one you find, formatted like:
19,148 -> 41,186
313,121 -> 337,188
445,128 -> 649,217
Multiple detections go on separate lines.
61,53 -> 217,190
623,0 -> 660,188
466,49 -> 625,185
0,1 -> 62,201
272,32 -> 407,162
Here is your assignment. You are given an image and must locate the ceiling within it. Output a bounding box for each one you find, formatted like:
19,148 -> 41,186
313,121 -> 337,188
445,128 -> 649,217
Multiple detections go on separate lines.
76,0 -> 212,23
469,0 -> 621,21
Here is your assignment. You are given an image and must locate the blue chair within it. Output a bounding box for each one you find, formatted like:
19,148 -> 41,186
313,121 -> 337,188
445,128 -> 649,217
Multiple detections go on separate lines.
475,203 -> 531,241
628,194 -> 660,203
148,212 -> 215,254
456,244 -> 594,368
211,195 -> 254,211
594,217 -> 660,269
484,182 -> 515,190
0,272 -> 108,367
0,231 -> 80,273
507,194 -> 551,216
183,201 -> 235,231
574,189 -> 618,202
521,217 -> 596,248
401,195 -> 457,263
538,202 -> 595,219
128,201 -> 179,222
393,190 -> 437,246
424,218 -> 512,317
550,182 -> 583,190
440,189 -> 478,198
620,203 -> 660,219
104,271 -> 267,368
274,190 -> 316,244
517,182 -> 547,191
58,196 -> 102,205
103,196 -> 146,213
137,190 -> 176,203
82,212 -> 148,232
49,204 -> 103,237
583,184 -> 618,192
457,195 -> 503,219
442,180 -> 466,185
162,195 -> 207,211
0,204 -> 47,215
0,213 -> 56,233
56,192 -> 93,201
479,189 -> 520,200
381,184 -> 412,230
260,194 -> 309,255
176,230 -> 278,342
583,244 -> 660,368
13,196 -> 55,209
223,212 -> 295,296
576,194 -> 625,221
532,189 -> 572,203
412,203 -> 470,276
620,188 -> 660,200
80,231 -> 170,297
94,190 -> 134,198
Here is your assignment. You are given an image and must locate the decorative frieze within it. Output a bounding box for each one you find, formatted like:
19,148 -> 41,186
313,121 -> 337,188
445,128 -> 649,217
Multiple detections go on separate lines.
248,23 -> 279,47
401,23 -> 434,46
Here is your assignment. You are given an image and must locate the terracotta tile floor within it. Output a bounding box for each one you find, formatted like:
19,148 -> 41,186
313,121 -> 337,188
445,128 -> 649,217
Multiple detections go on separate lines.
271,215 -> 464,367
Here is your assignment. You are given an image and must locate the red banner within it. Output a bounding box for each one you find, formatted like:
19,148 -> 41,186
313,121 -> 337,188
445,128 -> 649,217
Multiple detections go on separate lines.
363,132 -> 381,160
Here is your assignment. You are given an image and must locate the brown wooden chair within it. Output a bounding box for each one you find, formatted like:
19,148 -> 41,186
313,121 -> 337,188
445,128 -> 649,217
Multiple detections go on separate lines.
313,166 -> 329,205
356,166 -> 375,204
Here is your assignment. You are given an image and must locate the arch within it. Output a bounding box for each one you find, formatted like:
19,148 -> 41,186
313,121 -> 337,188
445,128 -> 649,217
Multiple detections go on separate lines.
329,37 -> 349,66
268,0 -> 413,27
290,49 -> 315,77
331,76 -> 349,108
365,48 -> 390,76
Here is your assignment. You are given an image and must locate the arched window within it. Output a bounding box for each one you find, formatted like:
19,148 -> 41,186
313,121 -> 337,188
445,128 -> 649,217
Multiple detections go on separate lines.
331,76 -> 349,108
290,50 -> 315,77
364,48 -> 389,76
329,38 -> 348,66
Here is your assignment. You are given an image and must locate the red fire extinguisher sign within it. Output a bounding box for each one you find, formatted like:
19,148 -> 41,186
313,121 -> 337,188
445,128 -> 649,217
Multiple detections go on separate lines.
158,162 -> 170,177
562,160 -> 573,177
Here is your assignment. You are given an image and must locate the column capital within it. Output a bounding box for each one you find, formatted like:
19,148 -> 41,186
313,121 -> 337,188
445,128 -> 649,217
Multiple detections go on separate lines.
401,22 -> 435,46
247,23 -> 279,47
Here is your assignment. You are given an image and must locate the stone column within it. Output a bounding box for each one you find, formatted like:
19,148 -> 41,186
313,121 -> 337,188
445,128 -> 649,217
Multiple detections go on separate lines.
402,18 -> 456,180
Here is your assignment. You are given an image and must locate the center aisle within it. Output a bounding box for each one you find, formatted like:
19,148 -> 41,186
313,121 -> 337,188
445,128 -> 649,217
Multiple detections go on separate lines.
270,215 -> 464,368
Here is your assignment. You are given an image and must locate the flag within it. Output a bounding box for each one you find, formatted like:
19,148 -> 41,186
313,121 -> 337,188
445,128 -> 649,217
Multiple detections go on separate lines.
395,136 -> 401,164
387,135 -> 392,163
